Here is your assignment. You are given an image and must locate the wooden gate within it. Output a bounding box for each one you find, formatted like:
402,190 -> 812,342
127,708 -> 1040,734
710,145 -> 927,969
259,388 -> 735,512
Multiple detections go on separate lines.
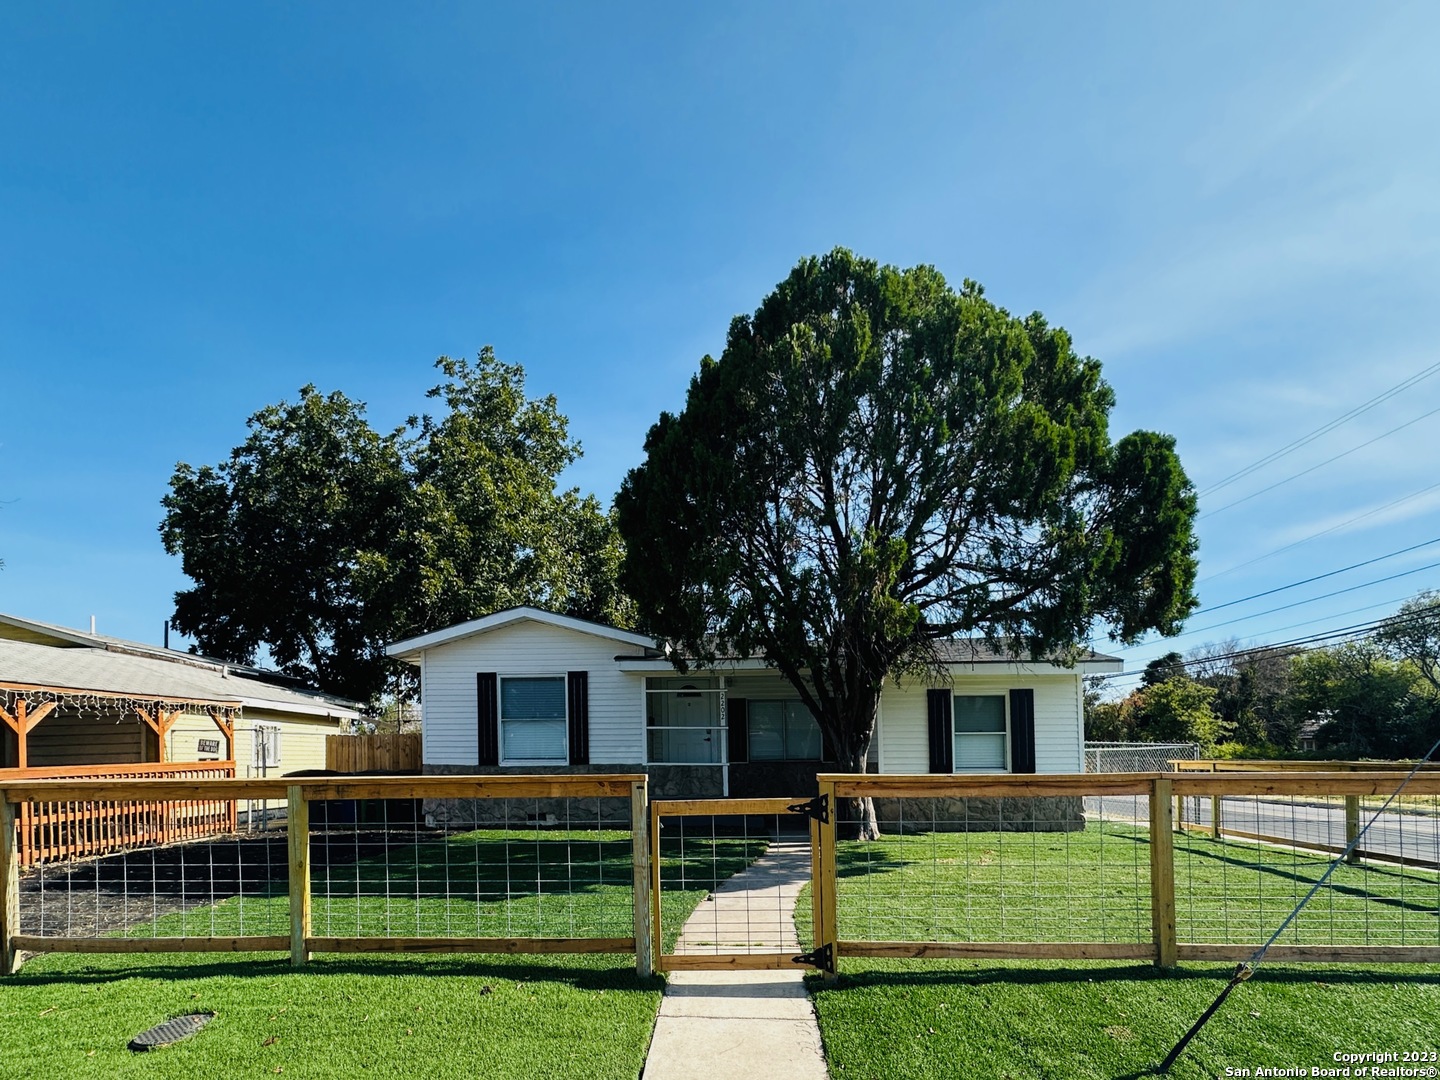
648,795 -> 834,973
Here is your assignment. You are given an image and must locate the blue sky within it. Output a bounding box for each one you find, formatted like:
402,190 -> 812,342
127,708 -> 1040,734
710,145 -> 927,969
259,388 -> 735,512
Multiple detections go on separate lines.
3,3 -> 1439,688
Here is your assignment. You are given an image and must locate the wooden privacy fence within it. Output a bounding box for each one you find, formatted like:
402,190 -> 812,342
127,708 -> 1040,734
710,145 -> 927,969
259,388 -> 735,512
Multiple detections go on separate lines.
2,762 -> 236,867
1,773 -> 650,978
325,733 -> 421,773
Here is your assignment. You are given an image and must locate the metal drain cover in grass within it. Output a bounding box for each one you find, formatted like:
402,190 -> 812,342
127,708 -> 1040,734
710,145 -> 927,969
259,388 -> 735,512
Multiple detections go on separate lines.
128,1012 -> 216,1052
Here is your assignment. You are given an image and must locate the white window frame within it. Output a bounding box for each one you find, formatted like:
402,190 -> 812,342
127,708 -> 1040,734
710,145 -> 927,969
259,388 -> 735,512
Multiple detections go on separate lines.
252,723 -> 283,771
748,699 -> 824,763
499,674 -> 569,765
953,694 -> 1009,773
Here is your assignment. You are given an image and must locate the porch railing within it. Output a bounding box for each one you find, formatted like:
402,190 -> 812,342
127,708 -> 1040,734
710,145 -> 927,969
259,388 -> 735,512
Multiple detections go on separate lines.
2,762 -> 237,867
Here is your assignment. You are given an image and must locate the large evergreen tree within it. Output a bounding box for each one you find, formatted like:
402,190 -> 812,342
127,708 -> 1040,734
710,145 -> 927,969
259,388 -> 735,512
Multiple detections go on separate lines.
616,250 -> 1199,834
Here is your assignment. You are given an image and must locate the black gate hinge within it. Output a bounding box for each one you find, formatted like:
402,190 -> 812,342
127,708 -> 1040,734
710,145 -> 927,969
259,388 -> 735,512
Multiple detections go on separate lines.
786,793 -> 829,824
793,942 -> 834,972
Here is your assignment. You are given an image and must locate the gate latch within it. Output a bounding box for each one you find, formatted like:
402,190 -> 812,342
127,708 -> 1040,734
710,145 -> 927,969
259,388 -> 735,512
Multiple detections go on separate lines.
786,793 -> 829,824
793,943 -> 834,972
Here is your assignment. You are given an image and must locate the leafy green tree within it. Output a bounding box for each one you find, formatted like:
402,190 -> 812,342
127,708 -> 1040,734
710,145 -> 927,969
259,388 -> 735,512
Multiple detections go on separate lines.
162,351 -> 629,702
1140,651 -> 1187,688
1131,676 -> 1224,750
1289,643 -> 1436,759
616,249 -> 1199,833
1375,591 -> 1440,694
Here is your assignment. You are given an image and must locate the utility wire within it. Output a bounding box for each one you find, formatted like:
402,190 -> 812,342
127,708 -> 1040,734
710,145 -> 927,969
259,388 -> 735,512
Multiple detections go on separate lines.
1093,600 -> 1440,683
1199,479 -> 1440,585
1198,359 -> 1440,498
1200,402 -> 1440,520
1142,556 -> 1440,644
1190,537 -> 1440,617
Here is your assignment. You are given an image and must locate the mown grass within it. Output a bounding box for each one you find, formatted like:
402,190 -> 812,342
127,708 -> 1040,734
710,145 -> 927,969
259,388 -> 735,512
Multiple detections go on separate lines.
805,959 -> 1440,1080
2,829 -> 767,1079
798,823 -> 1440,1078
1,952 -> 660,1080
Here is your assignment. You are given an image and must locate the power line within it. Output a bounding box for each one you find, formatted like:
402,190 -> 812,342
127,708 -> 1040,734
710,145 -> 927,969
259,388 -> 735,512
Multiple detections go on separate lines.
1198,358 -> 1440,498
1200,402 -> 1440,520
1192,535 -> 1440,618
1199,479 -> 1440,585
1095,600 -> 1440,685
1144,556 -> 1440,644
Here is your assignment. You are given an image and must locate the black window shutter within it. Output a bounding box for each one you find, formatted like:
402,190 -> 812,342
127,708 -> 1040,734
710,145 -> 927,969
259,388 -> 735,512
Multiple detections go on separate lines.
567,671 -> 590,766
1009,688 -> 1036,774
476,672 -> 499,766
727,699 -> 749,764
926,689 -> 954,773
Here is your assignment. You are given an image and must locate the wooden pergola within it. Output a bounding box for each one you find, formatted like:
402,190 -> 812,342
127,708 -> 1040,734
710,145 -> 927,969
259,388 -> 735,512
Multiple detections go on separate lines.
0,681 -> 240,772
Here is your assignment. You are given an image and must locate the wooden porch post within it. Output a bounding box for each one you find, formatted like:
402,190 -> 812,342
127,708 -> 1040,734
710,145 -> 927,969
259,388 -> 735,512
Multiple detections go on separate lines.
207,710 -> 235,762
0,699 -> 57,772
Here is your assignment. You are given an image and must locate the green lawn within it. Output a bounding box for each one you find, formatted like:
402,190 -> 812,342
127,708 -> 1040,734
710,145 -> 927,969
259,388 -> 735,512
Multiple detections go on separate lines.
1,829 -> 766,1079
799,823 -> 1440,1078
805,959 -> 1440,1080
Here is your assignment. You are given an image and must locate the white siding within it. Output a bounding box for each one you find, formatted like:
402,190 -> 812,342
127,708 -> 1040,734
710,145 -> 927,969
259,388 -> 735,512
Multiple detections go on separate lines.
879,671 -> 1083,774
420,621 -> 645,765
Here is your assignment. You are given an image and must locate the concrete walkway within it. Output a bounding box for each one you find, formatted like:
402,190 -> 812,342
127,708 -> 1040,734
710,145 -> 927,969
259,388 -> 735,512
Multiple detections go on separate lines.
642,840 -> 829,1080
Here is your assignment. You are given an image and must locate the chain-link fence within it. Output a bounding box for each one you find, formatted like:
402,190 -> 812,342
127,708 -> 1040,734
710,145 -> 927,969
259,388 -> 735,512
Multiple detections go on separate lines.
1084,741 -> 1199,773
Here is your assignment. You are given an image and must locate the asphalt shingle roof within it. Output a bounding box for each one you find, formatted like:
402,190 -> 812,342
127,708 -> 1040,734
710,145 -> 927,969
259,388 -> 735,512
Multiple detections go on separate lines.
0,637 -> 360,715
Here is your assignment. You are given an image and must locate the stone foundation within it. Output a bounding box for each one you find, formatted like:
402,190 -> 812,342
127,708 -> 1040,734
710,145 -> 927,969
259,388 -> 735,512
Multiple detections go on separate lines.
420,762 -> 723,829
873,795 -> 1086,833
417,765 -> 1085,833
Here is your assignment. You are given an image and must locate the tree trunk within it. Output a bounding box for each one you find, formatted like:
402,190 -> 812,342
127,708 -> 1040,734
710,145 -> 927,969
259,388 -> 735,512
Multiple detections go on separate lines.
834,743 -> 880,841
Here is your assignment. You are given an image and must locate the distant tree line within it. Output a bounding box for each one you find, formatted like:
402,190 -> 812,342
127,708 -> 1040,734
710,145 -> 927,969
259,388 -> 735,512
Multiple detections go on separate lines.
1085,592 -> 1440,760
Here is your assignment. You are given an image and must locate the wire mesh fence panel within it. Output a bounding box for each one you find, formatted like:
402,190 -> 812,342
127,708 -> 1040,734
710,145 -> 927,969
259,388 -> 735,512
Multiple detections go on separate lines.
650,802 -> 805,966
833,793 -> 1154,948
307,793 -> 637,943
1174,792 -> 1440,948
15,797 -> 288,943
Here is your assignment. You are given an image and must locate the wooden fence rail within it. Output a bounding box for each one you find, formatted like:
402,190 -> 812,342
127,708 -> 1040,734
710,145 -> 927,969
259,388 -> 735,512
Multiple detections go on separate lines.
5,770 -> 1440,981
1,773 -> 650,977
325,733 -> 421,773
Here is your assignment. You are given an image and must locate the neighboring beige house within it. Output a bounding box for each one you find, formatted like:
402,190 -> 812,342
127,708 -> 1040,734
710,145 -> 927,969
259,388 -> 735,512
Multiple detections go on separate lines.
0,612 -> 362,777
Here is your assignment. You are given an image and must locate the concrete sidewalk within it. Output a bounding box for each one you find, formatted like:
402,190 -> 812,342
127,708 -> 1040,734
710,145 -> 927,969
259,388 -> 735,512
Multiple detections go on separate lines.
641,840 -> 829,1080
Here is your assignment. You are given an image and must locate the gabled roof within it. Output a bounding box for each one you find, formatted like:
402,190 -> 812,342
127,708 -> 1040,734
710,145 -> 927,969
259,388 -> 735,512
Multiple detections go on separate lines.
386,606 -> 657,661
0,612 -> 307,686
0,637 -> 362,717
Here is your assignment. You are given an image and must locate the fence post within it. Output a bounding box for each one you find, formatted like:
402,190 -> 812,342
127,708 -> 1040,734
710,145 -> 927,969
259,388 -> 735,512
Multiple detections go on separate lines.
1,799 -> 18,975
630,778 -> 653,979
1344,795 -> 1360,863
287,785 -> 310,966
1210,792 -> 1222,841
1149,776 -> 1177,968
815,777 -> 839,983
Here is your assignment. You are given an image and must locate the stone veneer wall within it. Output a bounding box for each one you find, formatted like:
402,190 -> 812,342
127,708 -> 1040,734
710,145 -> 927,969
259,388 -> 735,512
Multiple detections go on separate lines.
421,762 -> 723,828
872,795 -> 1086,833
420,764 -> 1084,833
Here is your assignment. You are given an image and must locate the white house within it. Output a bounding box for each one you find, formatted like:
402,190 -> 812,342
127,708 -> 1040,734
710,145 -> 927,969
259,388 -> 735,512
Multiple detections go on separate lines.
386,607 -> 1121,803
